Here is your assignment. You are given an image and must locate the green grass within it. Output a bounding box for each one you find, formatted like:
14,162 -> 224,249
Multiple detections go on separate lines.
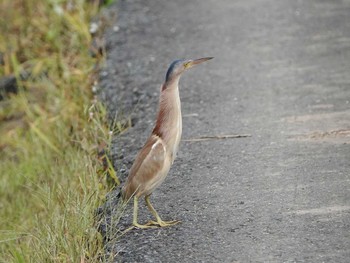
0,0 -> 119,261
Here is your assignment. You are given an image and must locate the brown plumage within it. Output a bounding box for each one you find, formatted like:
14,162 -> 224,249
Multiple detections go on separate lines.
122,134 -> 170,200
121,57 -> 213,229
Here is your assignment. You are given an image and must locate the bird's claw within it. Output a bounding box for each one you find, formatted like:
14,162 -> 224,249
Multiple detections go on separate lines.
146,219 -> 181,227
132,222 -> 158,229
124,220 -> 180,232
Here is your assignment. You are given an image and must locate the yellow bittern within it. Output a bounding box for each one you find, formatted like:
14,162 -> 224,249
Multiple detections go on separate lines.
121,57 -> 213,229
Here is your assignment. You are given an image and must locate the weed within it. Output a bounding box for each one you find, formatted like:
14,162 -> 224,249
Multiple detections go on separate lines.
0,0 -> 118,261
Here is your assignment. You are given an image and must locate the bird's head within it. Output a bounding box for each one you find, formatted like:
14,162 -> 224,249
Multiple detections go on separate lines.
165,57 -> 213,83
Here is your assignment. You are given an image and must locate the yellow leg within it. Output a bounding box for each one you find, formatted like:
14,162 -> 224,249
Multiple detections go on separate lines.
145,195 -> 180,227
131,196 -> 157,229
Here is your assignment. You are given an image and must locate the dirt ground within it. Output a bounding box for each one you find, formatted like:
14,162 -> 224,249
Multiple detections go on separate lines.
99,0 -> 350,262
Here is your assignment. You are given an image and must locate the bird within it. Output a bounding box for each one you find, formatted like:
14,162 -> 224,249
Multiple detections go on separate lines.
121,57 -> 213,229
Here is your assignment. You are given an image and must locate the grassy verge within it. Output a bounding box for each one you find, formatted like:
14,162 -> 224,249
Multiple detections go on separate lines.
0,0 -> 118,261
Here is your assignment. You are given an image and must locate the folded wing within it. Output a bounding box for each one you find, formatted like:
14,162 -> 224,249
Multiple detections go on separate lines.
122,135 -> 167,200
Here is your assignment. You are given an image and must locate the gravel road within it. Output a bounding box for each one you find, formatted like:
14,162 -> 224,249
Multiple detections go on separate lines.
99,0 -> 350,262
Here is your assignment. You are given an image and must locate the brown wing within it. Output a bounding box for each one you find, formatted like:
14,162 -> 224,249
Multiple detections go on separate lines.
122,135 -> 167,200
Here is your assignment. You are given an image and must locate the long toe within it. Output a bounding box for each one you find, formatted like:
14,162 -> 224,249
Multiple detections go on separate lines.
150,220 -> 181,227
133,222 -> 158,229
145,220 -> 159,226
161,220 -> 181,227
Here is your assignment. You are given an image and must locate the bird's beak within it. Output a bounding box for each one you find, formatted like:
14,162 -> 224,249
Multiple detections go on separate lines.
184,57 -> 214,69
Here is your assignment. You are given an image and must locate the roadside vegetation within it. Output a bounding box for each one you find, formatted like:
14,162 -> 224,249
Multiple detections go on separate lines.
0,0 -> 118,261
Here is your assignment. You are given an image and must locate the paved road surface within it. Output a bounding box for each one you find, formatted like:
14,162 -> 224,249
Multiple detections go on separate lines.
99,0 -> 350,262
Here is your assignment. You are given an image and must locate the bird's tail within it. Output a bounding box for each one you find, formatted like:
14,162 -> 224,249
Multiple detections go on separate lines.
116,189 -> 121,199
108,188 -> 130,230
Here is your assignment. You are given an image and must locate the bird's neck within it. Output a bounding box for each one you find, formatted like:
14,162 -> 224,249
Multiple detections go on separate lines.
152,84 -> 182,157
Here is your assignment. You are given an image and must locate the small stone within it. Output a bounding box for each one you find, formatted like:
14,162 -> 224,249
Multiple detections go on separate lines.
92,85 -> 98,93
100,71 -> 108,77
90,22 -> 99,34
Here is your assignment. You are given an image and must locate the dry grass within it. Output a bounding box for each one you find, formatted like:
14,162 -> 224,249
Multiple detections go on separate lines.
0,0 -> 118,261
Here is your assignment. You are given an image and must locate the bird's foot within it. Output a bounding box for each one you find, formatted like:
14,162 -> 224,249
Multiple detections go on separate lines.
133,222 -> 158,229
121,223 -> 157,233
122,221 -> 179,232
146,219 -> 181,227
